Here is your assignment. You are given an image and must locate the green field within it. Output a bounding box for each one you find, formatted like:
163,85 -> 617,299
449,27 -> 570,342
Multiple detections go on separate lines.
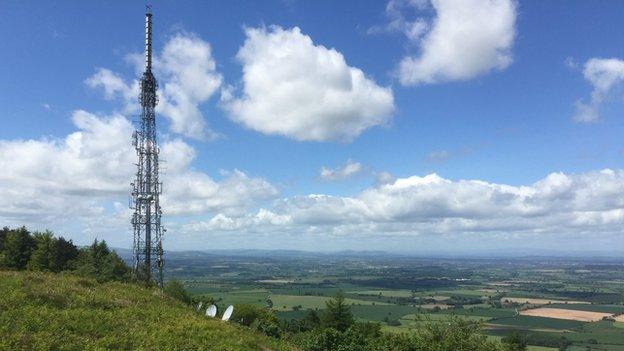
173,253 -> 624,350
491,315 -> 587,331
201,289 -> 271,307
351,304 -> 421,321
271,294 -> 391,311
441,307 -> 517,318
401,313 -> 489,324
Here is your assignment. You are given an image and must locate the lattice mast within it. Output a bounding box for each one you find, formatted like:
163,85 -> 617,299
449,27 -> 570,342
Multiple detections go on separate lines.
131,7 -> 164,287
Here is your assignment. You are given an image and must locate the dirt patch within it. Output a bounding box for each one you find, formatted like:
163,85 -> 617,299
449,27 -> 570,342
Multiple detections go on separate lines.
420,304 -> 450,310
613,315 -> 624,322
519,308 -> 612,322
488,282 -> 512,287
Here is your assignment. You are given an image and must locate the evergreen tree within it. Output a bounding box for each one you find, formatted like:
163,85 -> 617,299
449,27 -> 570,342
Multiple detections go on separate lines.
0,226 -> 8,251
0,227 -> 35,269
51,237 -> 79,272
322,291 -> 354,331
27,231 -> 57,271
28,232 -> 79,272
0,227 -> 9,264
75,240 -> 130,282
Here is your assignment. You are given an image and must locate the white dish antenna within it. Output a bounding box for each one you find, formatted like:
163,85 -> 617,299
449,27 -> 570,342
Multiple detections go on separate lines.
206,304 -> 217,318
196,302 -> 203,312
222,305 -> 234,321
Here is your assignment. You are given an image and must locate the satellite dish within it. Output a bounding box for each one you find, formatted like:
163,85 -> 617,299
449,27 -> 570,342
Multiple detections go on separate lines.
196,302 -> 203,312
206,304 -> 217,318
222,305 -> 234,321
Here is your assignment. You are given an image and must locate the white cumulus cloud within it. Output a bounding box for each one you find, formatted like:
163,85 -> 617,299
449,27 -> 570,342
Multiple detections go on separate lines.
0,112 -> 277,238
163,169 -> 278,217
320,159 -> 363,181
186,170 -> 624,243
222,26 -> 394,142
157,33 -> 223,140
0,111 -> 134,226
86,33 -> 222,140
385,0 -> 517,85
85,69 -> 138,107
573,58 -> 624,123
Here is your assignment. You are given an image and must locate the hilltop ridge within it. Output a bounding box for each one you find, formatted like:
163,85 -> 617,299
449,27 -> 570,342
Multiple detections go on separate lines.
0,271 -> 292,351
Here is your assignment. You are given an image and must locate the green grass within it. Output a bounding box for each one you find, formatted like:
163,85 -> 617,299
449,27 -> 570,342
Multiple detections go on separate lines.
0,271 -> 292,351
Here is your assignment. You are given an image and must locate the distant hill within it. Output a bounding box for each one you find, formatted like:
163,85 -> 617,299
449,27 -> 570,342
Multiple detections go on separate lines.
113,247 -> 624,263
0,271 -> 292,350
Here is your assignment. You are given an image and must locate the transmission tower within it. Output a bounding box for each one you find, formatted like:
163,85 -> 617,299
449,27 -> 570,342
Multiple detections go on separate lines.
131,6 -> 164,287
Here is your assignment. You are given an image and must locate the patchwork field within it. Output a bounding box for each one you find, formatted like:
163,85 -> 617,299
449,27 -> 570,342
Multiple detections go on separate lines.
168,253 -> 624,351
520,308 -> 612,322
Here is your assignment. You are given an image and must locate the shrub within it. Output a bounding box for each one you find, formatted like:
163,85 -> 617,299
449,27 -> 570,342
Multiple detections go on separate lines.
231,303 -> 277,327
251,317 -> 281,338
502,331 -> 527,351
163,279 -> 191,304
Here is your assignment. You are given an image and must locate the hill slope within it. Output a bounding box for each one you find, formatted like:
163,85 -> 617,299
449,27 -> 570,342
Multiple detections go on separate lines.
0,271 -> 293,351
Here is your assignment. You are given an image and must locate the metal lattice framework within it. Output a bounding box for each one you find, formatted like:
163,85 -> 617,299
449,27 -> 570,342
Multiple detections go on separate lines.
131,7 -> 164,287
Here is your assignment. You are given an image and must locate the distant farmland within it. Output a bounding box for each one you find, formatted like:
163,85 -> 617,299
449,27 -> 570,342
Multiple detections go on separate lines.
520,308 -> 612,322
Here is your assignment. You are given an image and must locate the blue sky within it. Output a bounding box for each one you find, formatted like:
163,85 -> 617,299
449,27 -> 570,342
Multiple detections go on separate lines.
2,1 -> 624,254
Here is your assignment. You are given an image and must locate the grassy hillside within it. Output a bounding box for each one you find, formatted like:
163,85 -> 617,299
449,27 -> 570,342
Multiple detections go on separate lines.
0,271 -> 293,351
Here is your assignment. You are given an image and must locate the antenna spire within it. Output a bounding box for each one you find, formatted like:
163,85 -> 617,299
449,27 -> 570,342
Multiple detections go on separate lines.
144,6 -> 153,72
132,7 -> 164,288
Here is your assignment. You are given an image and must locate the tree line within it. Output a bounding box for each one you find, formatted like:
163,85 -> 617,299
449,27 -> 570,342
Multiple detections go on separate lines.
184,290 -> 529,351
0,226 -> 130,283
